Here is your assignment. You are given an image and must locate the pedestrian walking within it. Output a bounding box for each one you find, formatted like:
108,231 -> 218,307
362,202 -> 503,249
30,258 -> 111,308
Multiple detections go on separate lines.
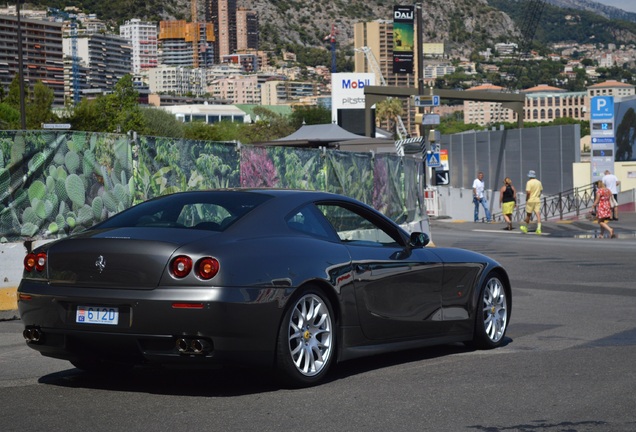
472,171 -> 492,222
499,177 -> 517,230
520,170 -> 543,235
593,179 -> 616,238
602,169 -> 620,221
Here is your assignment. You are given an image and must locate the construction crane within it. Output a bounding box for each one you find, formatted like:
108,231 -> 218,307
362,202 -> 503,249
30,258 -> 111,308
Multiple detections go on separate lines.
355,46 -> 409,144
191,0 -> 200,68
323,24 -> 338,73
509,0 -> 546,90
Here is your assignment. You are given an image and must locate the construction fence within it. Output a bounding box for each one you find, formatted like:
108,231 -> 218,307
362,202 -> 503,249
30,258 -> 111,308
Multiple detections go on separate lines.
0,131 -> 428,243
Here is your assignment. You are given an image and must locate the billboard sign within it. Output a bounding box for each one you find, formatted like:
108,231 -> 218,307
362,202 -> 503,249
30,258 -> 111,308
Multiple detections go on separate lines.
393,5 -> 414,74
331,73 -> 375,123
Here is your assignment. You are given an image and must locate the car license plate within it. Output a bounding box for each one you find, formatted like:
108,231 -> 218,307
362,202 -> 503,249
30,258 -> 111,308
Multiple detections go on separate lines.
76,306 -> 119,325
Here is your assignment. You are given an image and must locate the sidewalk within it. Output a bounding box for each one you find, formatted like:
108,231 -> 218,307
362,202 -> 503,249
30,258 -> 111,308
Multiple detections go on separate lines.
429,211 -> 636,238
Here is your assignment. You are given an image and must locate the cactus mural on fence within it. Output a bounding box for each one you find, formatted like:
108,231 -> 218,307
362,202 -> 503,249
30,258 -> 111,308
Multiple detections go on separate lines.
0,131 -> 133,242
0,130 -> 423,244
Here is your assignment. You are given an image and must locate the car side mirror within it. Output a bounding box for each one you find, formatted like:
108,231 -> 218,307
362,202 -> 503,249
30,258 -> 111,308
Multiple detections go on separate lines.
408,232 -> 430,248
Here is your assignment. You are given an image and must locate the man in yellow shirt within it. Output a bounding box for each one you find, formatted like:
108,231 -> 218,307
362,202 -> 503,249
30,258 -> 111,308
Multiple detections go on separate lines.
520,170 -> 543,235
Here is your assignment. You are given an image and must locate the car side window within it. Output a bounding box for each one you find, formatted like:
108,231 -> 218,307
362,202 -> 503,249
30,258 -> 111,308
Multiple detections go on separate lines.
286,206 -> 332,239
316,203 -> 401,247
176,204 -> 232,230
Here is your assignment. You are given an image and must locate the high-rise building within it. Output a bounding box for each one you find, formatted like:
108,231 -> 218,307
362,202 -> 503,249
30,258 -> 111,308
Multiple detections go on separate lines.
353,20 -> 418,137
0,14 -> 65,106
236,7 -> 258,52
206,0 -> 237,63
120,19 -> 159,74
64,33 -> 132,93
158,20 -> 214,68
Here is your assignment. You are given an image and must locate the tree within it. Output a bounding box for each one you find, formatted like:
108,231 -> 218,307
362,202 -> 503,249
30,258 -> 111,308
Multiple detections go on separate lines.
26,81 -> 56,129
139,107 -> 184,138
290,105 -> 331,128
68,74 -> 143,133
239,106 -> 295,143
375,98 -> 404,139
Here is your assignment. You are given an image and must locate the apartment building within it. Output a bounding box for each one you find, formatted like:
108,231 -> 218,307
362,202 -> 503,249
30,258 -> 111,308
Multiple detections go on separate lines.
0,14 -> 65,105
523,85 -> 587,123
206,0 -> 237,63
147,65 -> 207,96
120,19 -> 158,74
236,7 -> 258,52
261,80 -> 317,105
64,33 -> 132,93
587,80 -> 635,98
158,21 -> 214,68
463,83 -> 590,126
208,74 -> 260,104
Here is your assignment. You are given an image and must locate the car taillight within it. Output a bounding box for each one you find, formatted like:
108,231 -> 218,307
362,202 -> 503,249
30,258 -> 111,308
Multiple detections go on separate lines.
196,257 -> 219,280
24,252 -> 47,272
171,255 -> 193,278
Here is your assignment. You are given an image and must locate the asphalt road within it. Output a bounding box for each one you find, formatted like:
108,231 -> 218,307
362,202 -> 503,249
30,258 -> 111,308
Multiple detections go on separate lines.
1,223 -> 636,432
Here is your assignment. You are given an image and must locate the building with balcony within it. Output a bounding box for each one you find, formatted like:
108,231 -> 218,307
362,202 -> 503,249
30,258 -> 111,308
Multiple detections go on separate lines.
261,80 -> 317,105
147,65 -> 207,96
236,7 -> 258,52
120,19 -> 159,74
208,74 -> 260,104
158,20 -> 214,68
206,0 -> 237,64
0,14 -> 65,106
64,33 -> 132,93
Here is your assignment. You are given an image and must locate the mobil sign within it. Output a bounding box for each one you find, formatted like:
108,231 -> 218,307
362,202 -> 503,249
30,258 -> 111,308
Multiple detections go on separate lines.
331,73 -> 375,121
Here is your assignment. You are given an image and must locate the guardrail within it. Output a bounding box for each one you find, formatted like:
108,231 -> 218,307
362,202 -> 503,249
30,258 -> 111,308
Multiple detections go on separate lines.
492,183 -> 597,222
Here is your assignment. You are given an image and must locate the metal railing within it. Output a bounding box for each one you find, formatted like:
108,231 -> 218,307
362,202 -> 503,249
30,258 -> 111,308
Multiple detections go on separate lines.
492,183 -> 596,222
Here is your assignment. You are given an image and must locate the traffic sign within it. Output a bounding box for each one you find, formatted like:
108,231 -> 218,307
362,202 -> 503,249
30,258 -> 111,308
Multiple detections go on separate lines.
435,170 -> 450,185
426,152 -> 441,167
422,114 -> 440,125
590,96 -> 614,120
414,95 -> 440,107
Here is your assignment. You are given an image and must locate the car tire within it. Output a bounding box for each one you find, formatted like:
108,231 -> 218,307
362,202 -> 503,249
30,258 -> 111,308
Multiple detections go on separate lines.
469,273 -> 509,350
275,287 -> 336,387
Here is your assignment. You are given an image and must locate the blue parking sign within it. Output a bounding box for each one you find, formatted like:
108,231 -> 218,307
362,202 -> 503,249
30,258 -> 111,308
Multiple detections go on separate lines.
590,96 -> 614,120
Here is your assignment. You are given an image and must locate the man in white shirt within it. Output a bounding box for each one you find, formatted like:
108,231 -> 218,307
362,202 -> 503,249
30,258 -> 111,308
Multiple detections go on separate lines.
602,170 -> 620,220
472,171 -> 492,222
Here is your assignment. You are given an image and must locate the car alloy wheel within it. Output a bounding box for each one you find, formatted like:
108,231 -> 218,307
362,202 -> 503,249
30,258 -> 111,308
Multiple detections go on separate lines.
469,274 -> 509,350
481,275 -> 508,344
276,288 -> 335,386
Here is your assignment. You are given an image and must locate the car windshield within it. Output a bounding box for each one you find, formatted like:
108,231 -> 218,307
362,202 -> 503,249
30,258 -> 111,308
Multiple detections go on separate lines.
95,191 -> 273,231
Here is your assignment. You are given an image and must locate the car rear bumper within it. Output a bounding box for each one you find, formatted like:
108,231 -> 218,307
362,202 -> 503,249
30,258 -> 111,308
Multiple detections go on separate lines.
18,280 -> 291,368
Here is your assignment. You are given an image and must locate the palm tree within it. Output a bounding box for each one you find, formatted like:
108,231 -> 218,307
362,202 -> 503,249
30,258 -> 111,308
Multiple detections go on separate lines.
376,98 -> 404,139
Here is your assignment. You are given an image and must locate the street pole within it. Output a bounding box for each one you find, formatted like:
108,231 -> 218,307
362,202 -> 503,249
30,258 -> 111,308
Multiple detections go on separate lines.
16,0 -> 27,130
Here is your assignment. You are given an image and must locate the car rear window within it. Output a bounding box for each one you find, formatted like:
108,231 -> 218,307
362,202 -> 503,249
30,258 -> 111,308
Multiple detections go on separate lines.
95,192 -> 273,231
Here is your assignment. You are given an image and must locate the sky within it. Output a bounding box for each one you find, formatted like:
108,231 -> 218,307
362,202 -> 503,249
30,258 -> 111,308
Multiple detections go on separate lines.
593,0 -> 636,13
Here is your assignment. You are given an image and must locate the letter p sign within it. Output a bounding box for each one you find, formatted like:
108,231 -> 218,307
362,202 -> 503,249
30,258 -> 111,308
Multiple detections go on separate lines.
596,98 -> 606,112
591,96 -> 613,120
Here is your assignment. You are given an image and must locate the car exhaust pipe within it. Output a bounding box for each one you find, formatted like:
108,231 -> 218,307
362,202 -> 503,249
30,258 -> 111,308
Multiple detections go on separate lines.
176,338 -> 189,353
23,328 -> 42,342
176,337 -> 211,354
191,339 -> 209,354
